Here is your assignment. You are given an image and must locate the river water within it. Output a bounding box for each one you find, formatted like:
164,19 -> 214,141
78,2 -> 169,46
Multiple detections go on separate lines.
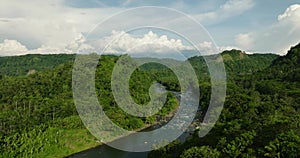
68,86 -> 200,158
68,128 -> 193,158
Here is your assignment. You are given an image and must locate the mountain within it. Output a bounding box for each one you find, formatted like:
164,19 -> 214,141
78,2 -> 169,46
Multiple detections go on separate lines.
148,44 -> 300,158
223,50 -> 278,75
270,43 -> 300,82
0,50 -> 279,78
221,49 -> 249,61
271,43 -> 300,70
188,49 -> 279,78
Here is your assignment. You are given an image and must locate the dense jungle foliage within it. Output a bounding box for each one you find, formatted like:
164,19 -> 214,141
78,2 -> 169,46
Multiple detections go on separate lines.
0,43 -> 299,157
149,44 -> 300,158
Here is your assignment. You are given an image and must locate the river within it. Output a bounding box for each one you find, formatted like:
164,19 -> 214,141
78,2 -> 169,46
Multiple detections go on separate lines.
68,127 -> 193,158
68,85 -> 200,158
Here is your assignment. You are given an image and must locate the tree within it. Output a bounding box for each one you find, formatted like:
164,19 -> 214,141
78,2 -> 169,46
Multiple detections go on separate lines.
264,130 -> 300,158
219,131 -> 256,158
180,146 -> 220,158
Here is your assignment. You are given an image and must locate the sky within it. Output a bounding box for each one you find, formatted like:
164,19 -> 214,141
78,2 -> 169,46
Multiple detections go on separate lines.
0,0 -> 299,56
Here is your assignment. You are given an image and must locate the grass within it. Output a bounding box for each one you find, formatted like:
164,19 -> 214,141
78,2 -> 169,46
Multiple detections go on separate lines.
34,128 -> 101,158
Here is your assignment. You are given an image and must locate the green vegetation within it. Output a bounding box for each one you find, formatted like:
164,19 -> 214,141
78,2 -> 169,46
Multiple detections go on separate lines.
2,120 -> 100,158
148,43 -> 300,158
0,54 -> 75,77
1,43 -> 299,157
0,54 -> 179,157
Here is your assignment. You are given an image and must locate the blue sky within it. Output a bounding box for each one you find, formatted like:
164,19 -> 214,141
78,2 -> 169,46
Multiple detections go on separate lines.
0,0 -> 299,56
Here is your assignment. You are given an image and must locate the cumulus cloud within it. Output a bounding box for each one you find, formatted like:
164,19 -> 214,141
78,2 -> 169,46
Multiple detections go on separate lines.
0,1 -> 204,56
0,33 -> 90,56
0,0 -> 118,49
90,30 -> 193,53
0,30 -> 224,57
0,39 -> 71,56
1,0 -> 297,57
278,4 -> 300,21
232,4 -> 300,55
0,39 -> 28,56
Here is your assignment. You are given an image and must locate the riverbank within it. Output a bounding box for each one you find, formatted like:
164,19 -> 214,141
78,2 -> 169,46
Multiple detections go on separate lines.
33,128 -> 102,158
67,97 -> 180,157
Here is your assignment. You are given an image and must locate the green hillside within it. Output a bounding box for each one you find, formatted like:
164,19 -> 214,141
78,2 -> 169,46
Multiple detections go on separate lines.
188,49 -> 278,78
0,54 -> 75,77
1,44 -> 299,157
0,54 -> 179,157
149,44 -> 300,158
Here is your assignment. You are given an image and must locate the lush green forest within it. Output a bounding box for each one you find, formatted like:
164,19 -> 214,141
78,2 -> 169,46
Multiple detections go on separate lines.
0,53 -> 179,157
149,44 -> 300,158
0,54 -> 75,77
0,43 -> 299,157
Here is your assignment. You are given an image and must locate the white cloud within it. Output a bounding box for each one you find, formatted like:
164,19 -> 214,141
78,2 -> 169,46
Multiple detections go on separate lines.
218,45 -> 241,52
232,4 -> 300,55
0,33 -> 91,56
235,33 -> 254,50
0,39 -> 72,56
0,30 -> 223,57
0,39 -> 28,56
0,0 -> 119,49
88,30 -> 194,54
2,0 -> 297,57
278,4 -> 300,21
0,0 -> 255,53
195,0 -> 254,25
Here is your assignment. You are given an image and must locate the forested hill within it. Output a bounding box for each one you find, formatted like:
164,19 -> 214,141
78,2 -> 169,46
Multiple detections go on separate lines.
0,54 -> 75,77
0,43 -> 299,157
265,43 -> 300,82
271,43 -> 300,70
0,54 -> 179,157
149,43 -> 300,158
188,50 -> 279,77
0,50 -> 279,78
